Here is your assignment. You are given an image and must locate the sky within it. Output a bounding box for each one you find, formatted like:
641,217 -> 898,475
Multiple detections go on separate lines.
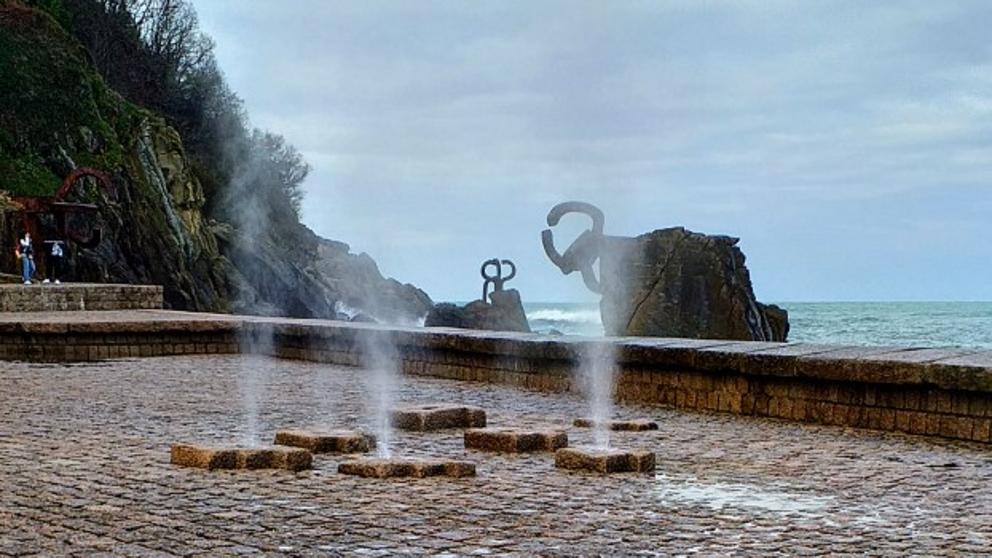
193,1 -> 992,303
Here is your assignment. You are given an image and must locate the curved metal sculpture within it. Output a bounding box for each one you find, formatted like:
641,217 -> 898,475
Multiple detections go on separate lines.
541,201 -> 606,294
57,167 -> 114,201
15,167 -> 115,249
480,258 -> 516,302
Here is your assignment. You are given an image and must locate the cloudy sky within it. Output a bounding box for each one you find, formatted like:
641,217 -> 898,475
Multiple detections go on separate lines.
194,1 -> 991,303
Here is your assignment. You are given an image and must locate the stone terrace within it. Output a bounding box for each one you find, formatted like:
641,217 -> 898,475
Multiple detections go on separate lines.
2,354 -> 992,556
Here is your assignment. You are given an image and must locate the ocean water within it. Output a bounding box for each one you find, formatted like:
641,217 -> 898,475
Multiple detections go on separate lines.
524,301 -> 992,350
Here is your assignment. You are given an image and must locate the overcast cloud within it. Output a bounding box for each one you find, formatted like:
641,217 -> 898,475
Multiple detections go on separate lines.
194,0 -> 992,303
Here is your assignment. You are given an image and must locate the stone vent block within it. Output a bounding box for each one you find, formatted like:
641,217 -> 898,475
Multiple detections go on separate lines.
170,444 -> 312,471
464,428 -> 567,452
338,458 -> 476,478
274,430 -> 376,453
391,404 -> 487,431
554,447 -> 656,473
573,418 -> 659,431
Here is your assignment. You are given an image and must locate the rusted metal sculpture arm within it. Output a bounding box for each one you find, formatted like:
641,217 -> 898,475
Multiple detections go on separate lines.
545,201 -> 604,233
541,201 -> 605,294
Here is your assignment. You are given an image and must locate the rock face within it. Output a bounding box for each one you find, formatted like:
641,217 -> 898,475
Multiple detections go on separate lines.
215,222 -> 432,323
69,118 -> 233,311
424,288 -> 531,332
0,5 -> 432,323
599,227 -> 789,341
313,237 -> 433,324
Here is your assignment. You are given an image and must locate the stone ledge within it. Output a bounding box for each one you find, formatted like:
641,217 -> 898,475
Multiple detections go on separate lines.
464,428 -> 567,452
391,404 -> 487,431
0,284 -> 163,312
573,418 -> 659,431
252,318 -> 992,394
554,447 -> 656,473
170,444 -> 312,471
274,430 -> 375,453
338,458 -> 476,478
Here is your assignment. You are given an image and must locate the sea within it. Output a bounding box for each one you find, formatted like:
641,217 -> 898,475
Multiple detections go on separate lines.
524,301 -> 992,350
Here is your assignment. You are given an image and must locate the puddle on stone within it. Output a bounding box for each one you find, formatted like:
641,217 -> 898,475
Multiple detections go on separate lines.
654,474 -> 833,514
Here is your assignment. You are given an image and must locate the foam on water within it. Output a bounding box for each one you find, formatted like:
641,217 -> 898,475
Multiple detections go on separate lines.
655,474 -> 833,515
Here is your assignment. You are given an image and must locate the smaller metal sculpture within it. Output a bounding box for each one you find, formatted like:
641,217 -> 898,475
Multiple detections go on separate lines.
480,258 -> 516,303
541,201 -> 606,294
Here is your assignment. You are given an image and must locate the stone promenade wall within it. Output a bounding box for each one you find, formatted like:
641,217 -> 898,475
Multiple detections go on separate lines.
2,311 -> 992,444
0,284 -> 163,311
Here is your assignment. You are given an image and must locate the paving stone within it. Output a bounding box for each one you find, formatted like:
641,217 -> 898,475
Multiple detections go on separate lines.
464,428 -> 567,452
338,458 -> 476,478
573,418 -> 659,431
391,404 -> 487,431
3,354 -> 992,555
170,444 -> 312,471
273,429 -> 375,453
554,447 -> 656,473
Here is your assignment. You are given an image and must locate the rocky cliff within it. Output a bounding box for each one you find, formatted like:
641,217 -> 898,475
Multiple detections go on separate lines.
217,221 -> 431,323
0,4 -> 432,321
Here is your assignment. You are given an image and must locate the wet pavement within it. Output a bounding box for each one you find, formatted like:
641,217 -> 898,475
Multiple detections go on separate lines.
1,355 -> 990,556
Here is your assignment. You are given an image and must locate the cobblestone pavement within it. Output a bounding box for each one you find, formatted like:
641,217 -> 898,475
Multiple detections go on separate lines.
2,355 -> 991,557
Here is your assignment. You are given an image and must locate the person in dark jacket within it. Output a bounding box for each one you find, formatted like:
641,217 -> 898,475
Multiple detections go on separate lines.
43,239 -> 66,284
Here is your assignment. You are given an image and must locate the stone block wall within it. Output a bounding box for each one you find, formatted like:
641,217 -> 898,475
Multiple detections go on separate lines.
0,284 -> 163,311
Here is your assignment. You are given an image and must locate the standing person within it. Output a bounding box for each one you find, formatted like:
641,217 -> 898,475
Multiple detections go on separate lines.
16,232 -> 34,285
43,239 -> 65,284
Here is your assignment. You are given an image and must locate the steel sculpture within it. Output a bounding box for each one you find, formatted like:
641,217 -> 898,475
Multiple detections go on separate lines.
480,258 -> 516,303
541,201 -> 606,294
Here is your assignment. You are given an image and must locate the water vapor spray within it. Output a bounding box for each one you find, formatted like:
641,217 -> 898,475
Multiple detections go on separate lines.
224,132 -> 283,446
360,328 -> 400,458
580,339 -> 616,448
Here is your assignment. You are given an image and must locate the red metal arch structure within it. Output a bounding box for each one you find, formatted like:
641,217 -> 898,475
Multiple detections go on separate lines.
56,167 -> 113,201
14,166 -> 115,250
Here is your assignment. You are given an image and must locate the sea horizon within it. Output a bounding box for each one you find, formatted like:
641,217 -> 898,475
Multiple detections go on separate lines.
459,300 -> 992,350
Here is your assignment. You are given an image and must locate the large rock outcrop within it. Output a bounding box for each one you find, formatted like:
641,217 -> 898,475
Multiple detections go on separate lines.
599,227 -> 788,341
425,289 -> 530,332
217,222 -> 432,323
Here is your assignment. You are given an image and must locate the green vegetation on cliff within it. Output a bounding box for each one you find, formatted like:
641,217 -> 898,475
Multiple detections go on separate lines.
0,2 -> 142,196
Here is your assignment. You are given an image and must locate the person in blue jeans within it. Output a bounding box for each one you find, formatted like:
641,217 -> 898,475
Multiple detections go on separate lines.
16,232 -> 34,284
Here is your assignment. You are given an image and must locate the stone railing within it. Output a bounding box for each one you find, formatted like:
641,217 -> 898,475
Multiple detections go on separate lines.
1,310 -> 991,444
0,283 -> 163,311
